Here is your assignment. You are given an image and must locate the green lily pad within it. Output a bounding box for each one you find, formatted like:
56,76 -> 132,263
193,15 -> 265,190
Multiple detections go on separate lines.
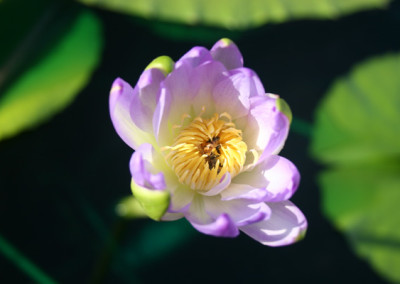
312,53 -> 400,282
312,54 -> 400,165
0,9 -> 103,141
320,163 -> 400,283
78,0 -> 389,29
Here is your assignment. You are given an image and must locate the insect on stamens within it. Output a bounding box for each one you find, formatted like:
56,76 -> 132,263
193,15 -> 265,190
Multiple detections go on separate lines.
165,113 -> 247,191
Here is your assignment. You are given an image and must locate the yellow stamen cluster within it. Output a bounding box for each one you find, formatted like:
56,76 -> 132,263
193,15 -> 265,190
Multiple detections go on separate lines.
165,113 -> 247,192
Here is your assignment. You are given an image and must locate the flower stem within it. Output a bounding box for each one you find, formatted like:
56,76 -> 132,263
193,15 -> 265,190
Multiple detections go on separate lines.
0,234 -> 57,284
291,118 -> 313,138
0,2 -> 60,94
89,217 -> 128,284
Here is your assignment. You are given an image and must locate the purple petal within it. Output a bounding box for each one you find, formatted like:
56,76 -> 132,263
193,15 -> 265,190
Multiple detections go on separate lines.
163,62 -> 196,102
159,60 -> 227,135
231,68 -> 266,97
129,143 -> 166,190
130,68 -> 165,131
168,185 -> 195,213
152,87 -> 172,145
200,173 -> 231,196
234,203 -> 271,227
234,155 -> 300,202
175,46 -> 213,69
243,95 -> 290,155
185,196 -> 239,237
204,196 -> 271,227
213,68 -> 264,119
109,78 -> 149,149
188,213 -> 239,237
210,38 -> 243,70
189,61 -> 227,116
166,60 -> 226,111
161,212 -> 184,221
240,200 -> 307,247
221,183 -> 268,202
157,63 -> 197,134
260,155 -> 300,202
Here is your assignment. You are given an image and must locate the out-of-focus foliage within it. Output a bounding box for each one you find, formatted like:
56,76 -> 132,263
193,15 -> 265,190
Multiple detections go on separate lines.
78,0 -> 390,29
0,3 -> 102,141
113,219 -> 195,278
311,54 -> 400,164
131,18 -> 242,44
311,53 -> 400,282
0,0 -> 51,69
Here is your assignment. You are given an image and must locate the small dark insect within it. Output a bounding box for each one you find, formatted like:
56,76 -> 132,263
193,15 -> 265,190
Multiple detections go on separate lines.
217,163 -> 223,174
215,144 -> 221,155
199,136 -> 220,155
206,152 -> 220,170
202,143 -> 213,154
199,136 -> 223,171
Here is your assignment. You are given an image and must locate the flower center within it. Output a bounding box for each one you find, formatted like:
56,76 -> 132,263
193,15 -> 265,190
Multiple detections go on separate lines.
165,113 -> 247,192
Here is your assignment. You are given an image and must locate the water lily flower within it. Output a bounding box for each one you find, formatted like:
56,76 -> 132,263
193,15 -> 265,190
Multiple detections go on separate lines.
110,38 -> 307,246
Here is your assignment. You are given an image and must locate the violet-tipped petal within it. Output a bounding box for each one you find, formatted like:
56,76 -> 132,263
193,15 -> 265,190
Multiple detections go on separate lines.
210,38 -> 243,70
187,213 -> 239,237
240,201 -> 307,246
234,155 -> 300,202
109,78 -> 153,149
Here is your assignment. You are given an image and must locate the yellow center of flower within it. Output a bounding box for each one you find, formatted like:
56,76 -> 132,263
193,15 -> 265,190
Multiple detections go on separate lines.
165,113 -> 247,192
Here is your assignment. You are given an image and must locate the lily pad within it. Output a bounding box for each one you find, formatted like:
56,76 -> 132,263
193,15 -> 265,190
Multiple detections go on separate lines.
311,53 -> 400,282
78,0 -> 389,29
312,54 -> 400,165
0,9 -> 103,141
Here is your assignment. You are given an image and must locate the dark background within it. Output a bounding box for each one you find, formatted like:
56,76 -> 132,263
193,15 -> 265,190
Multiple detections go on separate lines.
1,1 -> 400,283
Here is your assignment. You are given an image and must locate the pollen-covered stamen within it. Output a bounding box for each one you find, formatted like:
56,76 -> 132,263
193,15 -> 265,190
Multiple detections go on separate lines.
164,113 -> 247,192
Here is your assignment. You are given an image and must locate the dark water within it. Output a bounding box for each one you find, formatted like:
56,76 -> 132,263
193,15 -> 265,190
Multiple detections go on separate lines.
1,1 -> 399,283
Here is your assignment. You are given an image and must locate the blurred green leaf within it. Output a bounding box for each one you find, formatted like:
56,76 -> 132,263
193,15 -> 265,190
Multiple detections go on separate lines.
0,0 -> 59,67
312,53 -> 400,282
0,234 -> 57,284
311,54 -> 400,165
78,0 -> 389,29
320,164 -> 400,283
113,219 -> 196,280
130,17 -> 243,44
0,9 -> 103,141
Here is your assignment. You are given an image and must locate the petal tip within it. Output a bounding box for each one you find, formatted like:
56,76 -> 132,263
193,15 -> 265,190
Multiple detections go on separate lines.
109,77 -> 129,109
110,78 -> 123,95
211,38 -> 243,70
217,38 -> 234,47
276,97 -> 292,124
145,55 -> 175,76
295,224 -> 307,242
215,214 -> 241,237
188,213 -> 239,237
